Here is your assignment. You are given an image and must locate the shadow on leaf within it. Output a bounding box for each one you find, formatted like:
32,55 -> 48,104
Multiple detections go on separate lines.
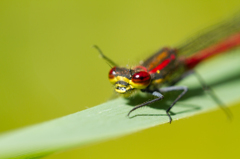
126,70 -> 240,118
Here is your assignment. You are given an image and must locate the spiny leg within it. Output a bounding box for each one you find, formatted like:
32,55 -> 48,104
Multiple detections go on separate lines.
160,86 -> 188,123
194,71 -> 233,120
127,91 -> 164,117
170,69 -> 232,120
128,86 -> 187,123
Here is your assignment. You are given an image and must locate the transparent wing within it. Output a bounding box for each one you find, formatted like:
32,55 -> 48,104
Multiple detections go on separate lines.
177,13 -> 240,56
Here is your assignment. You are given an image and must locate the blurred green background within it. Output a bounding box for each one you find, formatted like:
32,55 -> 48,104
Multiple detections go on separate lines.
0,0 -> 240,159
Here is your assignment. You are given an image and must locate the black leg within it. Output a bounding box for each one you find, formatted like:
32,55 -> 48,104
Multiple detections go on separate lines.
160,86 -> 188,123
127,91 -> 164,116
128,86 -> 188,123
194,71 -> 233,120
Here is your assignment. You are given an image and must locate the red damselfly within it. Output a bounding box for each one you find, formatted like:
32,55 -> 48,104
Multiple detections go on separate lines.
94,13 -> 240,123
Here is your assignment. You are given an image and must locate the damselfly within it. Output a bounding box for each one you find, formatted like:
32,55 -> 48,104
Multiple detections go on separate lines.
94,13 -> 240,123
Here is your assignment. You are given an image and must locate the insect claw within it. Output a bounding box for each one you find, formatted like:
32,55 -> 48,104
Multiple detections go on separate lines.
127,108 -> 135,117
127,112 -> 131,117
166,112 -> 172,124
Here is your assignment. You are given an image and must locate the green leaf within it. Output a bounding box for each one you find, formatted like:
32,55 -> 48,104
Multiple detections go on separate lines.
0,50 -> 240,159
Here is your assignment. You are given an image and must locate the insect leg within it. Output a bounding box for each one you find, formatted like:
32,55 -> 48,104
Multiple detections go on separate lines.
159,86 -> 188,123
127,90 -> 164,117
194,71 -> 232,119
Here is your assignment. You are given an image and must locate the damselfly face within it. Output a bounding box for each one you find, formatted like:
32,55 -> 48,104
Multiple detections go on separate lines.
108,67 -> 151,96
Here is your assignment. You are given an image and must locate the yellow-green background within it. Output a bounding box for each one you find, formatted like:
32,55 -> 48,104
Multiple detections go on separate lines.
0,0 -> 240,159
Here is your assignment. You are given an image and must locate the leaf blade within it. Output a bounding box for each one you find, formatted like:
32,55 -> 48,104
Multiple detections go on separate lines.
0,50 -> 240,159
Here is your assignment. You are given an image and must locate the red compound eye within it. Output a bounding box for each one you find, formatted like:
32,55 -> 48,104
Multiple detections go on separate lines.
108,67 -> 117,79
132,71 -> 151,85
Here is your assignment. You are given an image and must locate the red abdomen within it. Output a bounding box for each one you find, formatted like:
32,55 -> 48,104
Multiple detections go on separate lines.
185,33 -> 240,69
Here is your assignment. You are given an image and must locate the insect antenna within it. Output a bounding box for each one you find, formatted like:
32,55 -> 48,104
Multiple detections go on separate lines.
129,67 -> 133,77
93,45 -> 118,67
